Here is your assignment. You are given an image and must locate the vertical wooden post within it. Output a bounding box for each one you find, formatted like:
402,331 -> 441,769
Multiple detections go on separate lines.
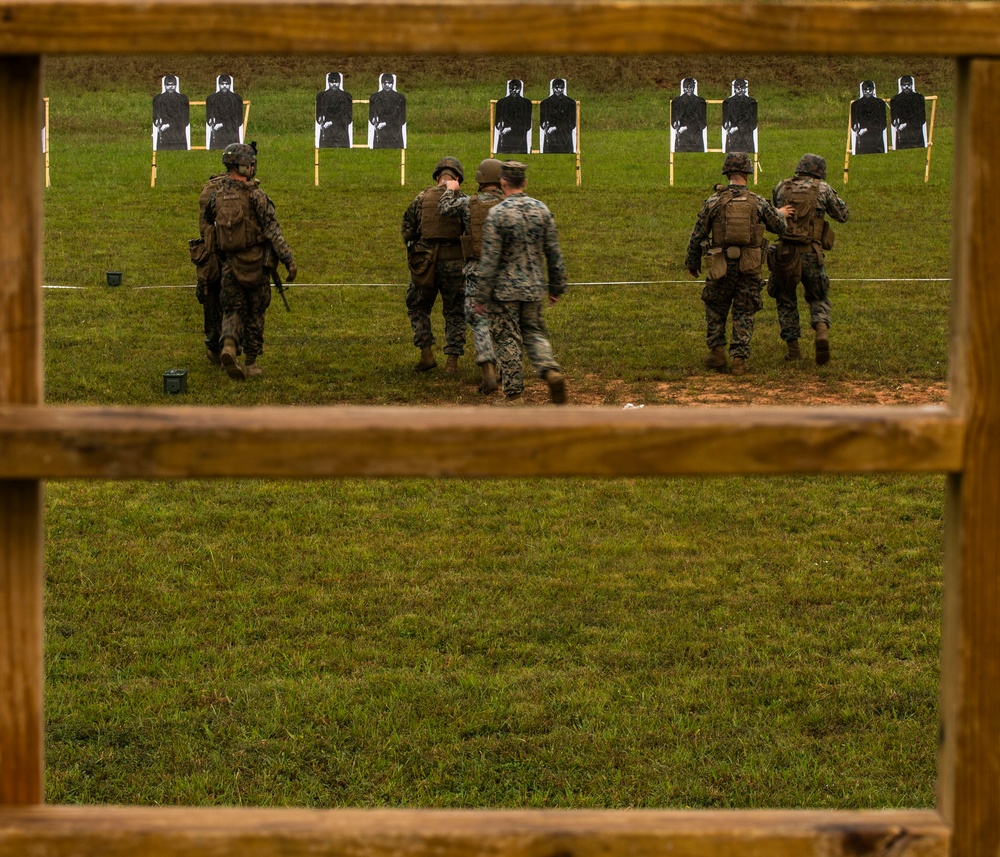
0,55 -> 44,805
925,95 -> 938,183
575,100 -> 582,186
43,97 -> 49,189
489,100 -> 496,156
843,109 -> 852,184
940,57 -> 1000,857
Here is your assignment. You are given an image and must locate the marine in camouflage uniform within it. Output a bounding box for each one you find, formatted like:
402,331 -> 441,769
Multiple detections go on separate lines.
438,157 -> 503,393
766,153 -> 850,365
196,173 -> 225,365
475,161 -> 568,404
686,151 -> 791,375
205,143 -> 297,381
402,156 -> 467,373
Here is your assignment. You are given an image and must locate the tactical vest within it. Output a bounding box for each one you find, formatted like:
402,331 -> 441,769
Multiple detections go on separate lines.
214,182 -> 264,254
467,192 -> 502,259
779,177 -> 824,245
711,188 -> 761,249
420,186 -> 462,241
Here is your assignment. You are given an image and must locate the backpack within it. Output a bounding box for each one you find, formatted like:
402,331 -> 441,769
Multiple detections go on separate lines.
779,177 -> 823,245
214,185 -> 262,253
711,190 -> 756,248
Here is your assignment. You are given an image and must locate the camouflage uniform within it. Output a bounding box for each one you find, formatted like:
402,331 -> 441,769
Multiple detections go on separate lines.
206,175 -> 293,364
402,186 -> 467,357
767,172 -> 850,343
475,191 -> 567,397
685,183 -> 787,361
438,185 -> 502,366
197,174 -> 225,359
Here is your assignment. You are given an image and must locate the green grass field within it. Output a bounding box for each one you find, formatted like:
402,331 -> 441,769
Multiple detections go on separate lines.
42,54 -> 951,808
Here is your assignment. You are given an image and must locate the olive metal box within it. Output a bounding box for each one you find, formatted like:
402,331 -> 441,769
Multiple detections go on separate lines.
163,368 -> 188,394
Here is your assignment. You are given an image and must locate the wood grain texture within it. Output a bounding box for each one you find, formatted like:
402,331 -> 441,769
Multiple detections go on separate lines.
0,1 -> 997,56
939,58 -> 1000,857
0,57 -> 41,406
0,806 -> 950,857
0,482 -> 43,805
0,404 -> 962,478
0,56 -> 43,806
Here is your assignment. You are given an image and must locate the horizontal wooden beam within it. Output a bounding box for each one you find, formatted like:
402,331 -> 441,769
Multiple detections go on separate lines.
0,806 -> 950,857
0,1 -> 997,56
0,404 -> 962,478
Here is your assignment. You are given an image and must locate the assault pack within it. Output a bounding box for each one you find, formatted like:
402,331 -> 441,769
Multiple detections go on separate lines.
712,190 -> 758,249
213,183 -> 263,254
705,188 -> 766,278
778,176 -> 832,249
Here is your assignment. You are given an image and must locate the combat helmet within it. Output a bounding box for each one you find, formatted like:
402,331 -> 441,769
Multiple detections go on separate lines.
722,151 -> 753,176
474,158 -> 503,185
432,156 -> 464,183
795,153 -> 827,180
222,142 -> 257,178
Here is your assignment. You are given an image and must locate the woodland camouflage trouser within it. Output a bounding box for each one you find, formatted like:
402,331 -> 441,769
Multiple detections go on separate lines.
405,258 -> 466,356
767,250 -> 832,342
464,265 -> 496,365
489,299 -> 559,397
201,279 -> 222,353
220,269 -> 271,361
701,269 -> 765,360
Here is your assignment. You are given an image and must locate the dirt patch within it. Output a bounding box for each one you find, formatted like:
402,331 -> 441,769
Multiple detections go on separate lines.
505,375 -> 948,408
652,377 -> 948,407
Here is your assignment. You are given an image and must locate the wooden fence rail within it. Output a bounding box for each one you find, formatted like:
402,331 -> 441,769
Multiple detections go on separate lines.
1,3 -> 998,856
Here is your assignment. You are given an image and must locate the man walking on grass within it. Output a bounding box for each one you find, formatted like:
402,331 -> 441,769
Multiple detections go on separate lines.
686,151 -> 792,375
205,143 -> 297,381
401,156 -> 468,374
766,153 -> 850,365
475,160 -> 568,404
438,157 -> 505,395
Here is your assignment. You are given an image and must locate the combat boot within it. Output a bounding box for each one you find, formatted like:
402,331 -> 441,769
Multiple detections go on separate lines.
784,339 -> 802,361
220,337 -> 246,381
414,346 -> 437,372
492,393 -> 524,406
730,357 -> 748,375
814,323 -> 831,365
704,346 -> 727,371
480,361 -> 498,395
244,362 -> 263,378
445,355 -> 459,376
545,369 -> 567,404
206,348 -> 222,366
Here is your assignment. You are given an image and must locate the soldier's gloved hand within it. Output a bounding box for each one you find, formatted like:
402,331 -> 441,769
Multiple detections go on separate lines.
687,266 -> 700,278
285,260 -> 298,283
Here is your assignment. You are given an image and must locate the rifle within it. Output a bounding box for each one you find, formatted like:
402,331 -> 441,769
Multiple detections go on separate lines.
270,267 -> 291,312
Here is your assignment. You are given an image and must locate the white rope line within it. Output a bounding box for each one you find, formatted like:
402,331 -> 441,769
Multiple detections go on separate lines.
66,277 -> 950,290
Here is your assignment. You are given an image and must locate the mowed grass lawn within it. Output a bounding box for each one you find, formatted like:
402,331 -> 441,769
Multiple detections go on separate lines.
42,54 -> 951,808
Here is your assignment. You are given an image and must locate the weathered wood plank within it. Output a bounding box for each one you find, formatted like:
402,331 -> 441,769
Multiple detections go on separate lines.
940,57 -> 1000,857
0,481 -> 43,805
0,1 -> 996,56
0,806 -> 950,857
0,1 -> 980,853
0,404 -> 962,478
0,56 -> 43,805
